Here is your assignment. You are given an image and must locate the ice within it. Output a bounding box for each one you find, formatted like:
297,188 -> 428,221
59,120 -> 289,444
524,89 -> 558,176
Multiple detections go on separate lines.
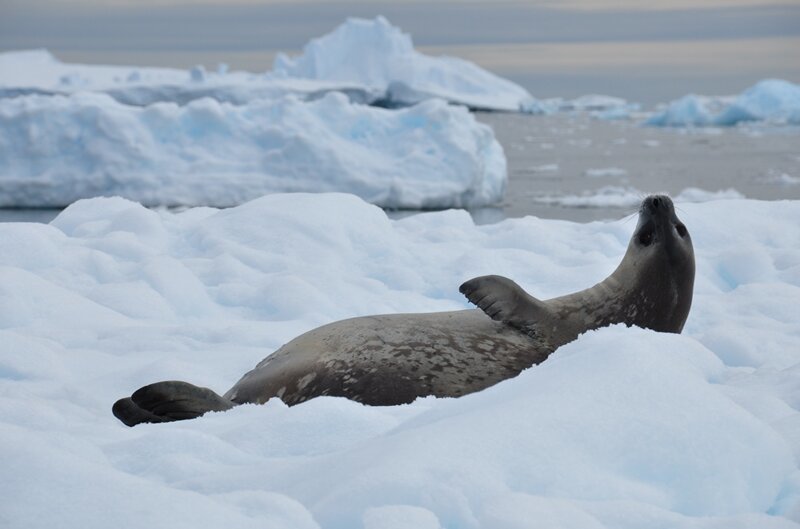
762,173 -> 800,186
272,16 -> 533,111
0,18 -> 533,112
646,94 -> 717,127
0,193 -> 798,528
1,17 -> 528,210
530,186 -> 744,208
0,48 -> 384,108
521,94 -> 638,118
647,79 -> 800,127
715,79 -> 800,126
0,92 -> 505,209
584,167 -> 628,178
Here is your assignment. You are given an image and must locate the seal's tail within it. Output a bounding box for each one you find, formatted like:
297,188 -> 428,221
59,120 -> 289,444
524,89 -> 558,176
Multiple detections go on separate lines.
112,381 -> 235,427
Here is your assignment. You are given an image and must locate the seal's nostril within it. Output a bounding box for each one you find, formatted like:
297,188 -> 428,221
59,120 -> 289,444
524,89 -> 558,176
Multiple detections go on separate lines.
652,197 -> 661,209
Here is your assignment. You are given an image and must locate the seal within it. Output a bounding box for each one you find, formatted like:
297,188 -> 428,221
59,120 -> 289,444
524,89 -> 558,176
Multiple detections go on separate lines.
113,195 -> 694,426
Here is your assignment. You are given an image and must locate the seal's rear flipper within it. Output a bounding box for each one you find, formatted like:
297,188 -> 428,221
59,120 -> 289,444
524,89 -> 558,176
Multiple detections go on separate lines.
460,274 -> 552,338
112,381 -> 235,427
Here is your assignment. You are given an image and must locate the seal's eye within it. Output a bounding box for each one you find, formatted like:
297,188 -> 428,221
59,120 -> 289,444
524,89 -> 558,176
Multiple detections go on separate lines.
676,223 -> 687,238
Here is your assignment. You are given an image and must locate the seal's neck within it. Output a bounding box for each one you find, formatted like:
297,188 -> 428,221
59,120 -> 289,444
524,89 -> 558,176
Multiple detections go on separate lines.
545,257 -> 689,349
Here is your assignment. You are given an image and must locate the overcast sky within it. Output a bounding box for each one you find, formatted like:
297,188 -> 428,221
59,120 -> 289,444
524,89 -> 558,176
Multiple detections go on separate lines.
1,0 -> 798,102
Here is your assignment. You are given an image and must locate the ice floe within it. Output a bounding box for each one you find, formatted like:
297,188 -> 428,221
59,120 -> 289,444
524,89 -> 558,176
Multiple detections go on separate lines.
531,186 -> 745,208
0,17 -> 534,112
0,193 -> 798,528
647,79 -> 800,127
272,16 -> 533,111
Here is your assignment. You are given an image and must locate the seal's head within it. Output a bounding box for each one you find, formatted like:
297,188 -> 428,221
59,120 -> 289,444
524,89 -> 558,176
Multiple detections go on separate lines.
623,194 -> 695,332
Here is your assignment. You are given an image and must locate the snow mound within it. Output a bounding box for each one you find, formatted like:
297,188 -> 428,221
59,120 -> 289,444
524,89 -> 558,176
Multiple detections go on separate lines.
0,91 -> 505,209
272,16 -> 533,111
0,193 -> 798,528
647,79 -> 800,127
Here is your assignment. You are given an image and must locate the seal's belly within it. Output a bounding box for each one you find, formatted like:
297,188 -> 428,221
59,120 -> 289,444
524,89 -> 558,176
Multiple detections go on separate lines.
225,309 -> 548,406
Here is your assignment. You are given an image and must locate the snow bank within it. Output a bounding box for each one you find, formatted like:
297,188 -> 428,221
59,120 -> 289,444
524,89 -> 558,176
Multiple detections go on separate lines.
1,193 -> 798,529
647,79 -> 800,127
0,91 -> 505,209
272,16 -> 533,111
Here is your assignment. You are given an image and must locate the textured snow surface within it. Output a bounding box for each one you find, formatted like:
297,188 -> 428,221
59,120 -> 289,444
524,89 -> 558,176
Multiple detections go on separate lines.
1,193 -> 798,529
647,79 -> 800,127
0,92 -> 505,209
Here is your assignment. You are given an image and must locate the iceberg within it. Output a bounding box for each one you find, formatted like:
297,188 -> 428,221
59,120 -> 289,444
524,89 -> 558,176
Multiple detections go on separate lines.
0,18 -> 534,112
0,92 -> 505,209
272,16 -> 534,111
0,193 -> 798,528
645,94 -> 718,127
715,79 -> 800,126
647,79 -> 800,127
0,49 -> 383,107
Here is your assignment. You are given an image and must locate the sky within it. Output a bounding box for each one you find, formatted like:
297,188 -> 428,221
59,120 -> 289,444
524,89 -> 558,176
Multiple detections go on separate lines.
1,0 -> 798,103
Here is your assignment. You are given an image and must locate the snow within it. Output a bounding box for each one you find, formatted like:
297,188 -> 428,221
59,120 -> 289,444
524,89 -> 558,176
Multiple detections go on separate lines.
1,193 -> 798,529
0,91 -> 505,209
647,79 -> 800,127
272,16 -> 533,112
531,186 -> 745,208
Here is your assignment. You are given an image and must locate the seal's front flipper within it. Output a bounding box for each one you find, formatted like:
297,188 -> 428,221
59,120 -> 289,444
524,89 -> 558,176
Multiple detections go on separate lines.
112,381 -> 235,427
459,275 -> 551,338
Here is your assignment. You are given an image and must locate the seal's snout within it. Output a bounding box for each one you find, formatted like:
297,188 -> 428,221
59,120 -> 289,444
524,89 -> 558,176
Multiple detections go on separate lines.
642,194 -> 673,216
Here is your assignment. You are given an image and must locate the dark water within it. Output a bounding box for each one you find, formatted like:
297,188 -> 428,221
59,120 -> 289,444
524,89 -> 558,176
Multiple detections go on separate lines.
2,113 -> 798,225
0,209 -> 61,223
476,112 -> 800,222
